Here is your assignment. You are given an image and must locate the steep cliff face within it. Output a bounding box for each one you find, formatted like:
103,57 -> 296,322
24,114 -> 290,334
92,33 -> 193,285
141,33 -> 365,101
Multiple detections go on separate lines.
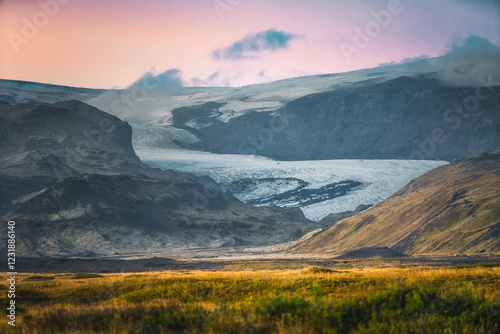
0,100 -> 140,178
0,100 -> 315,256
289,151 -> 500,255
0,100 -> 217,215
190,77 -> 500,160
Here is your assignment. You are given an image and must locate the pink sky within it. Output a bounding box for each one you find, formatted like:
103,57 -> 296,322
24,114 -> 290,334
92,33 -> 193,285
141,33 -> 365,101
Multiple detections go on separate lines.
1,0 -> 499,88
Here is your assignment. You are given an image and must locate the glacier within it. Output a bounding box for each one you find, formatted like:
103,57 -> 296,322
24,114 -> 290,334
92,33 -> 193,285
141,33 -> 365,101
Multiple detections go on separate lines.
136,145 -> 447,222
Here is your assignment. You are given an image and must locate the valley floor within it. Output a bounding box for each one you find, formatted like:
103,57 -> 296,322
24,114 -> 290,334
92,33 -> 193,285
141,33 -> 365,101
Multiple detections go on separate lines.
12,253 -> 500,273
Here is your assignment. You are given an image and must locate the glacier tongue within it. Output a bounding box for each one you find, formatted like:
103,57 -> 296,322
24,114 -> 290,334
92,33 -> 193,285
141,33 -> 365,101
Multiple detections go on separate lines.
135,147 -> 447,222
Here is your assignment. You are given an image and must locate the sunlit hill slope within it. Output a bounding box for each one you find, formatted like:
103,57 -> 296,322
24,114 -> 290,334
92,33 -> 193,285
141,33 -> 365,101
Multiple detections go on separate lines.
291,151 -> 500,255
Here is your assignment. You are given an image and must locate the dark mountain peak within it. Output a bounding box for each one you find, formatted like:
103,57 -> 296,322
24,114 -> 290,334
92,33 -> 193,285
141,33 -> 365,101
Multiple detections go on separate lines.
0,100 -> 140,174
0,100 -> 220,216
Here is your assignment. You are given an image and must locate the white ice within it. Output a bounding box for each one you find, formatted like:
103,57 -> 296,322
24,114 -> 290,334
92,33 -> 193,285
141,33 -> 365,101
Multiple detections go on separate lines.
136,146 -> 447,222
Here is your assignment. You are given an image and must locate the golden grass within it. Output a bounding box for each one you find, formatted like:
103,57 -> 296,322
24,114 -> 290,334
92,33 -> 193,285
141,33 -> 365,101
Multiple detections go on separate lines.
1,265 -> 499,333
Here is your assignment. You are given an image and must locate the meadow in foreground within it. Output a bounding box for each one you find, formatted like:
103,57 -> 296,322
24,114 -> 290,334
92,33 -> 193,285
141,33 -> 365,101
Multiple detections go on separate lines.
1,264 -> 499,333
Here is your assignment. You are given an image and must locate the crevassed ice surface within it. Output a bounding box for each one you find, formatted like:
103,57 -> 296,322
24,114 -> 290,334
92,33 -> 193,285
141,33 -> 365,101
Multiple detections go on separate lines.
136,146 -> 447,222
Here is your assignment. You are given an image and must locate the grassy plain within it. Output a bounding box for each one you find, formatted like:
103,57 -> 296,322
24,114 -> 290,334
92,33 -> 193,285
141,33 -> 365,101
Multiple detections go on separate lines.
1,264 -> 499,333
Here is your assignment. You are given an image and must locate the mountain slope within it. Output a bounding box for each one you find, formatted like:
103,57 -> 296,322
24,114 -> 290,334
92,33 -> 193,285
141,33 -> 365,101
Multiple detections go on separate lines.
0,79 -> 104,105
0,99 -> 147,177
0,100 -> 315,256
2,174 -> 312,257
0,100 -> 215,215
3,62 -> 499,162
190,76 -> 500,160
290,151 -> 500,255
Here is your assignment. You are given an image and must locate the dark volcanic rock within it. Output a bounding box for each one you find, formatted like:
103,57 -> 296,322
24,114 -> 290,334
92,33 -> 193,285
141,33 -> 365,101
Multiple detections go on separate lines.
1,174 -> 314,257
1,100 -> 142,177
191,76 -> 500,160
0,100 -> 217,215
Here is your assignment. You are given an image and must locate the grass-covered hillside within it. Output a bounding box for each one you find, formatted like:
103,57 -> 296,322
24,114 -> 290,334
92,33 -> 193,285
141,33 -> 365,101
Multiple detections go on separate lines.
292,151 -> 500,255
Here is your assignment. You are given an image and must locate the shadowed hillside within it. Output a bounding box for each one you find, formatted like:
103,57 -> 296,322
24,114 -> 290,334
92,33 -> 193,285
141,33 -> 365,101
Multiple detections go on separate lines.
0,100 -> 315,256
1,174 -> 312,257
191,76 -> 500,160
0,100 -> 215,215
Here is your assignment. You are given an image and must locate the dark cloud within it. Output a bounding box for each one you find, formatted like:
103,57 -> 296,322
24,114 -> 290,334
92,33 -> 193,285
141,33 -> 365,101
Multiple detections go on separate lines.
213,29 -> 298,60
128,69 -> 183,90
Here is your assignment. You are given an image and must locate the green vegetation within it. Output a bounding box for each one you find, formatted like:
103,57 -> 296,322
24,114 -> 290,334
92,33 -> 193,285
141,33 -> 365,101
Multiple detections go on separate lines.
70,273 -> 104,279
1,266 -> 498,333
23,275 -> 55,281
303,267 -> 339,274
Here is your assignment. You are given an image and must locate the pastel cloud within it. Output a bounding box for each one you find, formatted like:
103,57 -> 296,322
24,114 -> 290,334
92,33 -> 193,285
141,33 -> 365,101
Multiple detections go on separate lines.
212,29 -> 299,60
128,69 -> 184,90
